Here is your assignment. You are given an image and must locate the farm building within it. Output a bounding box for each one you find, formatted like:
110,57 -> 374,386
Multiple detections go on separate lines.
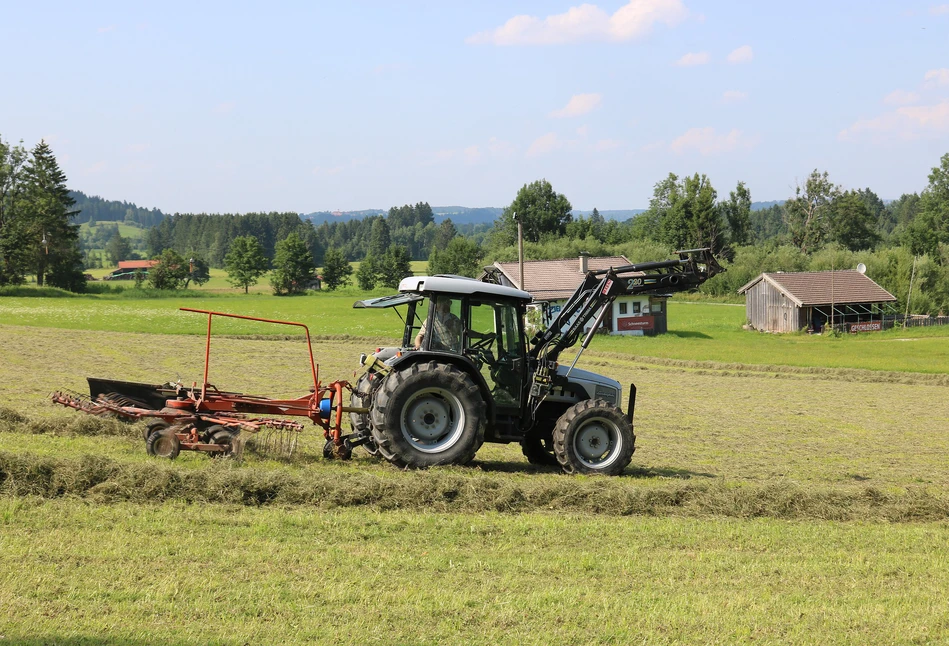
104,259 -> 159,280
738,270 -> 898,333
481,254 -> 670,336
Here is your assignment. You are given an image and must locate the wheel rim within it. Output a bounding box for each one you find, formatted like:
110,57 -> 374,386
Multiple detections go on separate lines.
153,434 -> 176,457
400,387 -> 466,453
572,416 -> 623,469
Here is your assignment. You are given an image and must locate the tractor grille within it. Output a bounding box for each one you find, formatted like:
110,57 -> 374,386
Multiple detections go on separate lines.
595,385 -> 618,405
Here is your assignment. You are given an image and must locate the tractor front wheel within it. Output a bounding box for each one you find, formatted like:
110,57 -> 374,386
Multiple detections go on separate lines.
552,399 -> 635,476
370,362 -> 485,468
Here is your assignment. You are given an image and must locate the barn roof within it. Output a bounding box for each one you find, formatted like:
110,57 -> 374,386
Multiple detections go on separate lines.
738,270 -> 897,306
488,256 -> 632,301
117,260 -> 159,270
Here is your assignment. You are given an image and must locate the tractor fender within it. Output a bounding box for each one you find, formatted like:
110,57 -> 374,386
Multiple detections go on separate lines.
383,351 -> 496,424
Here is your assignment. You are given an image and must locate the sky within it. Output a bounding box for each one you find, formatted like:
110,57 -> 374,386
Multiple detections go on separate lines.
2,1 -> 948,214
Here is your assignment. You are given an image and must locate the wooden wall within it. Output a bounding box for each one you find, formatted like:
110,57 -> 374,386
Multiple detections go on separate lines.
744,280 -> 802,333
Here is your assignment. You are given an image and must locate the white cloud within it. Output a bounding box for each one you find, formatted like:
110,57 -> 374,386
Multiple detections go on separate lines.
670,127 -> 758,155
97,25 -> 116,34
312,165 -> 344,176
550,93 -> 602,118
721,90 -> 748,103
126,143 -> 149,153
526,132 -> 562,157
838,100 -> 949,141
931,4 -> 949,14
576,125 -> 590,137
213,102 -> 235,115
727,45 -> 753,64
466,0 -> 689,46
486,136 -> 517,157
924,68 -> 949,87
883,89 -> 920,105
675,52 -> 709,66
595,138 -> 622,151
899,101 -> 949,129
640,140 -> 666,153
463,145 -> 481,163
85,161 -> 108,174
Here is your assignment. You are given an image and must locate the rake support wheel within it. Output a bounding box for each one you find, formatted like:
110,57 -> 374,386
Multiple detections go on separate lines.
146,427 -> 181,459
350,371 -> 379,457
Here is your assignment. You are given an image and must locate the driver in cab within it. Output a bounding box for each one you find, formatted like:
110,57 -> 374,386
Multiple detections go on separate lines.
414,299 -> 462,351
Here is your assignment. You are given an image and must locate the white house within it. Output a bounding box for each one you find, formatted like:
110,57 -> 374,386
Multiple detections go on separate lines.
481,254 -> 670,336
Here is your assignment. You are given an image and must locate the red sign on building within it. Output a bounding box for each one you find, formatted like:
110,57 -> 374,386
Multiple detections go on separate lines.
616,316 -> 655,331
850,321 -> 882,333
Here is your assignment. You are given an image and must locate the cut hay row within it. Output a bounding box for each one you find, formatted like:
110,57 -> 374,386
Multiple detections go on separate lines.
588,351 -> 949,386
2,450 -> 947,522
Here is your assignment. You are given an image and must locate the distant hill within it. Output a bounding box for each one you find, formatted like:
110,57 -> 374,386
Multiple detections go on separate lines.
751,200 -> 783,211
69,191 -> 166,228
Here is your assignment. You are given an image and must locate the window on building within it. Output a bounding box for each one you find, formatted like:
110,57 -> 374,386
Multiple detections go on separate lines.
619,302 -> 627,315
651,301 -> 662,313
632,301 -> 641,315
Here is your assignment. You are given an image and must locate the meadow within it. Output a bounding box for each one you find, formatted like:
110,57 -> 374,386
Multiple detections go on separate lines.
1,285 -> 949,643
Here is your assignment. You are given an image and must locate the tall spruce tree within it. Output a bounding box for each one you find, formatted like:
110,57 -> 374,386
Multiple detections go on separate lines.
0,135 -> 28,285
17,141 -> 83,289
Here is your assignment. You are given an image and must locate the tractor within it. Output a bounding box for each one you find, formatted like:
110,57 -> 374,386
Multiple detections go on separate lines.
347,248 -> 723,475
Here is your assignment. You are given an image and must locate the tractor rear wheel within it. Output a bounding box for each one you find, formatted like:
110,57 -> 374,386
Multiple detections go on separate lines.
370,362 -> 485,468
146,427 -> 181,459
552,399 -> 635,476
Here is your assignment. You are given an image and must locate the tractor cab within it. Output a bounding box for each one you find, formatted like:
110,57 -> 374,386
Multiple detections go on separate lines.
354,276 -> 533,424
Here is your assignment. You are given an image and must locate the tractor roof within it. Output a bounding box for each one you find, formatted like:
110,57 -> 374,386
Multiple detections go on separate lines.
398,275 -> 532,302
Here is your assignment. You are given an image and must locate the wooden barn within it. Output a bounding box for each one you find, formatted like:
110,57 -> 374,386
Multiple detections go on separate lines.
738,270 -> 898,333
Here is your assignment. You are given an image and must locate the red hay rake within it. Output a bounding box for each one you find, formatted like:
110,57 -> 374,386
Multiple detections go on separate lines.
51,308 -> 365,459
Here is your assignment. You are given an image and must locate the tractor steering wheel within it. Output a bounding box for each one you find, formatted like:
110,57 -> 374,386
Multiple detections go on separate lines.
468,332 -> 496,351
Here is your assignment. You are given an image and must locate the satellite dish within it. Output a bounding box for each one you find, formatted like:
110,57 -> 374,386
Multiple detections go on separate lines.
856,263 -> 867,274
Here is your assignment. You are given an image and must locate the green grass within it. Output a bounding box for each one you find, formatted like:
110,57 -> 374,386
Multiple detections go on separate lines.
3,292 -> 949,373
2,500 -> 948,644
80,221 -> 147,240
3,301 -> 949,642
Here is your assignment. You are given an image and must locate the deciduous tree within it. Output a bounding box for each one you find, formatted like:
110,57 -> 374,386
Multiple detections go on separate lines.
271,233 -> 316,294
320,247 -> 352,291
495,179 -> 572,244
784,170 -> 841,254
105,232 -> 132,265
148,249 -> 190,290
722,181 -> 752,247
428,237 -> 484,277
224,235 -> 269,294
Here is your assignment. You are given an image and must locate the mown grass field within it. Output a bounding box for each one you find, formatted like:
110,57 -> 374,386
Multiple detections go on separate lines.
2,289 -> 948,373
1,289 -> 949,643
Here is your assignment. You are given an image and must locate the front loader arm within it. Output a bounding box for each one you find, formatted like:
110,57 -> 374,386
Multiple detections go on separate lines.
527,247 -> 723,366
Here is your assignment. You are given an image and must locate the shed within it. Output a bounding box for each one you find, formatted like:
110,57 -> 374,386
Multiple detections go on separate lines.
738,270 -> 898,333
481,254 -> 670,336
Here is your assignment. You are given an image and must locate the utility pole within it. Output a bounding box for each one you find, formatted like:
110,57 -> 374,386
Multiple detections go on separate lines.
514,211 -> 524,292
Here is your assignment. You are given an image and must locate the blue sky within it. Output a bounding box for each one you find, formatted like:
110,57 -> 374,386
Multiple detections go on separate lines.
2,1 -> 948,214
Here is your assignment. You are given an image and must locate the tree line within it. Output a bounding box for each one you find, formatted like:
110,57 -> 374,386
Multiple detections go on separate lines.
5,129 -> 949,311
